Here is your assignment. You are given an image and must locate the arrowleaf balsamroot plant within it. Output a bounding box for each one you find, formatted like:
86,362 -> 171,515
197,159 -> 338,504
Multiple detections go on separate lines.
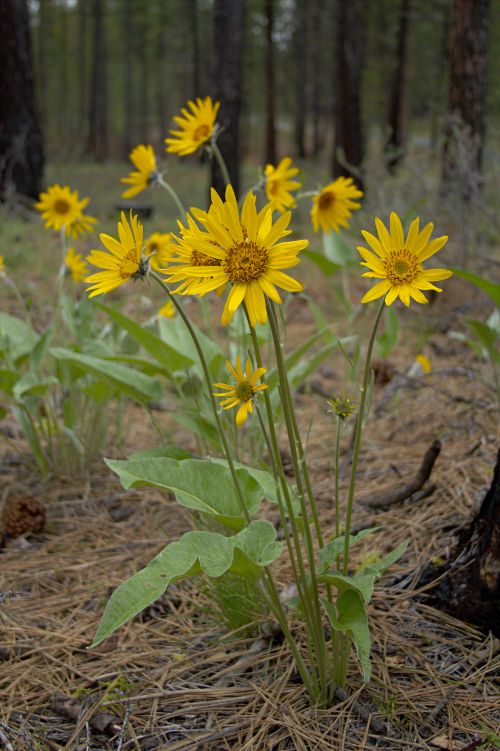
14,95 -> 454,706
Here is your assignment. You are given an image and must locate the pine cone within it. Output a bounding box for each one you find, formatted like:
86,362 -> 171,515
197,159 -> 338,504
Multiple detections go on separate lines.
2,495 -> 46,538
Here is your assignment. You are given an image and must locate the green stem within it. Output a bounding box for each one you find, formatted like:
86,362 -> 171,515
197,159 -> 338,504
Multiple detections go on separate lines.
334,417 -> 343,570
248,313 -> 320,691
150,273 -> 312,693
343,299 -> 384,575
266,301 -> 328,702
210,141 -> 231,188
157,175 -> 186,217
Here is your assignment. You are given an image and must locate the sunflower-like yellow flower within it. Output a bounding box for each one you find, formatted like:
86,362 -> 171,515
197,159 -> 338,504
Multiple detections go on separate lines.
213,356 -> 268,426
36,184 -> 89,232
144,232 -> 174,271
359,212 -> 452,306
311,177 -> 363,233
85,212 -> 147,298
66,213 -> 98,239
158,300 -> 176,318
65,247 -> 88,282
121,145 -> 158,198
264,157 -> 302,213
165,97 -> 220,156
0,256 -> 5,276
163,186 -> 307,327
416,354 -> 432,373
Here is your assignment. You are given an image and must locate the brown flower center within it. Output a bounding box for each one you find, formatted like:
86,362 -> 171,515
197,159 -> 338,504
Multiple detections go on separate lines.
384,250 -> 419,286
191,249 -> 221,267
54,199 -> 71,215
318,191 -> 335,211
267,179 -> 279,196
235,381 -> 254,401
194,124 -> 210,142
223,241 -> 269,283
119,250 -> 140,279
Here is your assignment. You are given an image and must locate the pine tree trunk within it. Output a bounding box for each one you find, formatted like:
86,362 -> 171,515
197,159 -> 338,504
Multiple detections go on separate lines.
78,0 -> 88,148
189,0 -> 201,98
420,450 -> 500,637
122,0 -> 134,157
0,0 -> 44,200
211,0 -> 245,197
386,0 -> 411,171
156,0 -> 169,152
265,0 -> 276,165
441,0 -> 491,197
88,0 -> 108,162
311,0 -> 324,158
293,0 -> 308,159
332,0 -> 365,190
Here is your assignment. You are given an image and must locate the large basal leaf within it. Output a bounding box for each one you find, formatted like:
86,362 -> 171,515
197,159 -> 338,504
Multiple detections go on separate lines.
322,231 -> 357,267
92,520 -> 282,646
159,313 -> 222,372
105,456 -> 265,529
322,590 -> 372,681
96,302 -> 194,374
451,269 -> 500,308
357,541 -> 408,577
302,249 -> 341,277
50,348 -> 162,404
0,313 -> 38,363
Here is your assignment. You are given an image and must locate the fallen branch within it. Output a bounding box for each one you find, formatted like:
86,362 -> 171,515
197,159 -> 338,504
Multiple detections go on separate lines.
360,440 -> 441,509
334,687 -> 387,734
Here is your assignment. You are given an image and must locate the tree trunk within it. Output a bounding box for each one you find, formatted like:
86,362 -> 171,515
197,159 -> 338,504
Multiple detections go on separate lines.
419,449 -> 500,637
293,0 -> 308,159
265,0 -> 276,165
0,0 -> 44,200
441,0 -> 491,197
156,0 -> 169,152
122,0 -> 134,156
332,0 -> 365,190
189,0 -> 201,98
386,0 -> 411,171
211,0 -> 245,197
311,0 -> 324,158
77,0 -> 88,148
88,0 -> 108,161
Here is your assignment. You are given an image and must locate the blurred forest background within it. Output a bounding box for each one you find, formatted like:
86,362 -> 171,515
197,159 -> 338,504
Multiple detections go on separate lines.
1,0 -> 500,203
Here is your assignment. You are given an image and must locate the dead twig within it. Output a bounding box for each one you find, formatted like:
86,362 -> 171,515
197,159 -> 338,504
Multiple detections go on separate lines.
0,723 -> 14,751
333,688 -> 387,734
359,440 -> 441,509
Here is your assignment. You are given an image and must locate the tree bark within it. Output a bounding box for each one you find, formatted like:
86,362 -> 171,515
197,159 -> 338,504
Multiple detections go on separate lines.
88,0 -> 108,161
441,0 -> 491,197
156,0 -> 169,152
386,0 -> 411,171
211,0 -> 245,197
419,449 -> 500,637
311,0 -> 324,158
265,0 -> 276,165
332,0 -> 366,190
189,0 -> 201,98
0,0 -> 44,200
293,0 -> 308,159
77,0 -> 88,147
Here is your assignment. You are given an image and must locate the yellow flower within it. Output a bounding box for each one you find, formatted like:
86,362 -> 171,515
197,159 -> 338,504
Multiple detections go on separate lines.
165,97 -> 220,156
264,157 -> 302,213
163,185 -> 307,327
65,247 -> 88,282
35,184 -> 89,232
0,256 -> 5,276
145,232 -> 174,271
66,213 -> 98,239
327,394 -> 358,420
85,212 -> 146,298
213,356 -> 268,426
311,177 -> 363,233
121,145 -> 158,198
359,212 -> 452,306
158,300 -> 176,318
416,354 -> 431,373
